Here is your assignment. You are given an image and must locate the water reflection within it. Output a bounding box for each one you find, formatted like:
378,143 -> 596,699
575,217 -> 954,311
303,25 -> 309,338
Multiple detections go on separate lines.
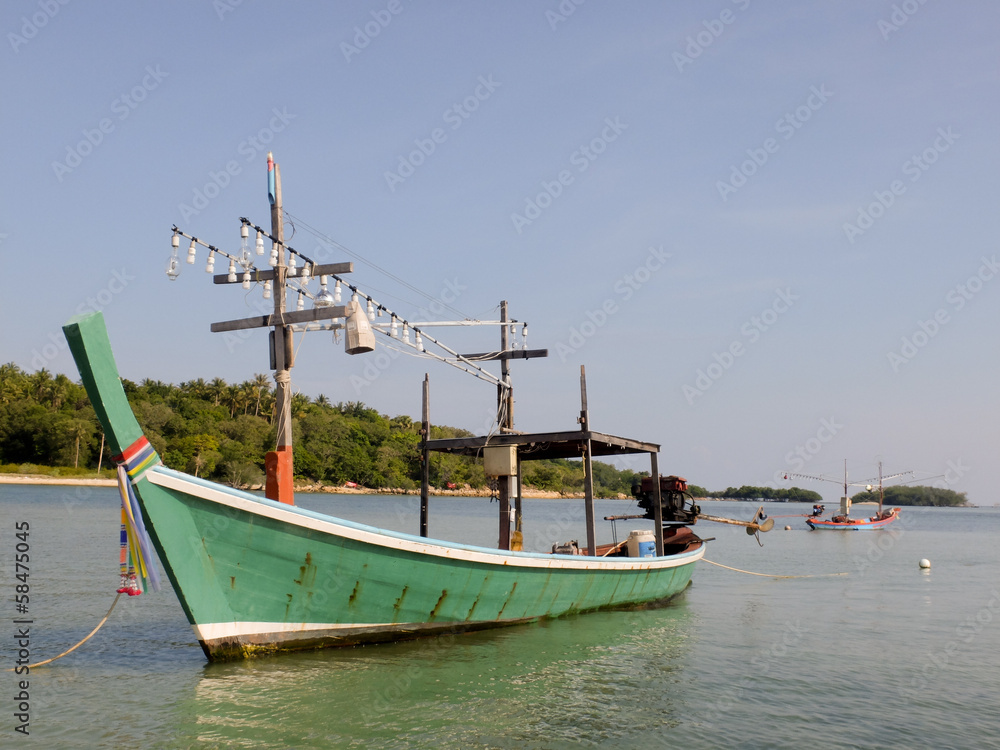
184,601 -> 697,749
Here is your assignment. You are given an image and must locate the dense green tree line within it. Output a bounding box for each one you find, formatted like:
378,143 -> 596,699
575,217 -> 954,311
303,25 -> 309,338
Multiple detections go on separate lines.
0,363 -> 643,496
850,485 -> 967,507
711,485 -> 824,503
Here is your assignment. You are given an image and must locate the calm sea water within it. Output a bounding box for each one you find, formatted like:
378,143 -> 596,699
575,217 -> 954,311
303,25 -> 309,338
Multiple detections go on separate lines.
2,485 -> 999,749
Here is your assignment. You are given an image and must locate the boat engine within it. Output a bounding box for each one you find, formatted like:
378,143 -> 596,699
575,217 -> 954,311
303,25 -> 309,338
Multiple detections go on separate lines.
631,475 -> 700,525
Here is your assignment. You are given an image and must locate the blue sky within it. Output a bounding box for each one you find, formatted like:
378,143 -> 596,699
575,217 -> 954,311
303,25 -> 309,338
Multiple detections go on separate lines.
3,1 -> 998,504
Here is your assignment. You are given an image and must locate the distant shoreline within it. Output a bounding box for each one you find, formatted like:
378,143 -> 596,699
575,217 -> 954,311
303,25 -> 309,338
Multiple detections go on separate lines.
0,475 -> 976,505
0,474 -> 602,499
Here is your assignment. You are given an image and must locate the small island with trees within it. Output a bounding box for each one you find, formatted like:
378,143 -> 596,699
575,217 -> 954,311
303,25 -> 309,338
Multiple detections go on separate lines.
0,364 -> 973,506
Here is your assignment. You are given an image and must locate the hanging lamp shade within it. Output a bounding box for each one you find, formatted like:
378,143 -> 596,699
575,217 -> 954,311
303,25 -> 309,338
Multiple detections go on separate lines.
344,301 -> 376,355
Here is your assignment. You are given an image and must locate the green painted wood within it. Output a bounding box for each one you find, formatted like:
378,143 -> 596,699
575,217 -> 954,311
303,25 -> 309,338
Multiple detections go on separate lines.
63,312 -> 145,456
64,311 -> 699,662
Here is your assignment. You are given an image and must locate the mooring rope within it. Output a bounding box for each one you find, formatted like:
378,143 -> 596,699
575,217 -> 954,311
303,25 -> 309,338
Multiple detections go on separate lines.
7,593 -> 122,671
702,558 -> 848,578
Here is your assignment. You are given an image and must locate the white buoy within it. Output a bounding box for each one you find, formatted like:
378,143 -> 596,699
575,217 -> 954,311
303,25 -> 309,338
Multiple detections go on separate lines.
784,525 -> 792,530
919,558 -> 931,569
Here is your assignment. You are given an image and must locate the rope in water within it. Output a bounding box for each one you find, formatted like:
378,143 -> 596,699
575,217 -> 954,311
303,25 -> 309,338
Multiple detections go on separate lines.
702,558 -> 848,578
7,593 -> 122,671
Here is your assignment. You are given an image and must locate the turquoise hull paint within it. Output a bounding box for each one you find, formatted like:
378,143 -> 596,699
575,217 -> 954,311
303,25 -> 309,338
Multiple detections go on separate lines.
141,468 -> 701,659
64,311 -> 702,661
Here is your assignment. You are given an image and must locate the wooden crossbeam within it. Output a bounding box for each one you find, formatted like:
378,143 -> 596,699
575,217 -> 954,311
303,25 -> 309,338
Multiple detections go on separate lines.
456,348 -> 548,362
210,305 -> 350,332
212,262 -> 354,285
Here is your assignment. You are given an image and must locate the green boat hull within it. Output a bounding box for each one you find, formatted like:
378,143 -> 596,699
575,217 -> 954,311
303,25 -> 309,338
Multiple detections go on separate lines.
64,312 -> 702,661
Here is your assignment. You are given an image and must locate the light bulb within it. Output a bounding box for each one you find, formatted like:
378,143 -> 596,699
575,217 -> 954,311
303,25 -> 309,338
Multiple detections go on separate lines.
366,299 -> 375,321
227,259 -> 237,283
415,332 -> 424,352
297,291 -> 305,311
242,270 -> 251,289
205,251 -> 215,273
351,291 -> 359,306
269,246 -> 278,266
255,231 -> 264,255
314,285 -> 334,308
288,254 -> 297,276
333,280 -> 342,304
166,254 -> 180,281
186,239 -> 197,264
301,263 -> 311,281
402,323 -> 410,344
390,316 -> 398,338
263,280 -> 272,299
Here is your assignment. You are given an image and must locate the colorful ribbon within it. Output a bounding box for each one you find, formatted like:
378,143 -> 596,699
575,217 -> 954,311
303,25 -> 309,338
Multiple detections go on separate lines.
112,436 -> 160,483
114,436 -> 162,594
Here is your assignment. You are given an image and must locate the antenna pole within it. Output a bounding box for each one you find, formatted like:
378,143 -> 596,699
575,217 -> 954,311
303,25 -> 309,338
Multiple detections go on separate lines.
265,152 -> 294,504
420,374 -> 430,537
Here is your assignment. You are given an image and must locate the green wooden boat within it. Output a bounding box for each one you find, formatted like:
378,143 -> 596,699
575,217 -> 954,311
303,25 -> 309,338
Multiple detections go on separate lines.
64,311 -> 704,661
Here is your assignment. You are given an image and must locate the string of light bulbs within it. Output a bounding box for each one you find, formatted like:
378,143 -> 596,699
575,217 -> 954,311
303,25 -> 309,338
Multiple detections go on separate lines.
283,210 -> 471,321
168,220 -> 519,391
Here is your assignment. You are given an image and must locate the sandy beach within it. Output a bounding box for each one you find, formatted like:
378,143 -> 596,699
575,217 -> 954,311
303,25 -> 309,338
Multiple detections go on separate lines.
0,473 -> 599,498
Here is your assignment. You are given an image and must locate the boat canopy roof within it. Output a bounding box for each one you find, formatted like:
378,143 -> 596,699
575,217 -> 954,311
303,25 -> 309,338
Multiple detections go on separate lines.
425,429 -> 659,462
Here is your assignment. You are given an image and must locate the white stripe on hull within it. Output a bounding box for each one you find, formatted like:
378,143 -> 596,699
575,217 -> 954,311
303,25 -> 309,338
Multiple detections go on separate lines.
147,468 -> 704,571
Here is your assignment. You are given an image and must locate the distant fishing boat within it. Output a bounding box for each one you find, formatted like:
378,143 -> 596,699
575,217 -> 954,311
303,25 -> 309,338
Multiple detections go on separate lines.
805,507 -> 900,531
786,460 -> 909,531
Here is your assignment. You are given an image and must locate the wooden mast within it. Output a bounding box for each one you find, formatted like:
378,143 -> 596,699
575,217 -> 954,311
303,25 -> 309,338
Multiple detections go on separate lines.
420,374 -> 430,537
580,365 -> 597,556
265,152 -> 294,504
497,300 -> 512,551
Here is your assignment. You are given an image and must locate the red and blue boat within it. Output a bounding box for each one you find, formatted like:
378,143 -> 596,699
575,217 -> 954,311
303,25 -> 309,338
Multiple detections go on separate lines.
786,460 -> 909,531
806,506 -> 900,530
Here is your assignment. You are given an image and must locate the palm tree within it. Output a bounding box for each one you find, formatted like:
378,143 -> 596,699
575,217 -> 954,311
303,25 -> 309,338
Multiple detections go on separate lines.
30,368 -> 52,401
224,385 -> 244,419
50,373 -> 72,411
209,377 -> 227,407
250,373 -> 271,417
0,363 -> 26,404
290,392 -> 311,419
67,418 -> 91,468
